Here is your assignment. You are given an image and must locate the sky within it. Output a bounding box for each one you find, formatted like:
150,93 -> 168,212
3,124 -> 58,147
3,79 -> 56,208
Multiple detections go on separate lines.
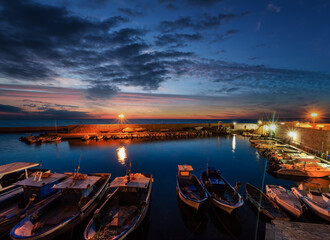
0,0 -> 329,120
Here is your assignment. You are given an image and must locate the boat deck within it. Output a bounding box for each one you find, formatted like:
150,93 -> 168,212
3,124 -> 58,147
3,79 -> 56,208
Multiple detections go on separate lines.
265,220 -> 330,240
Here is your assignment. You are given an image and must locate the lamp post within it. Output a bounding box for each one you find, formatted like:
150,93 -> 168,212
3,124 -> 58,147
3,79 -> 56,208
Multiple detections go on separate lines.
311,113 -> 317,128
118,113 -> 124,131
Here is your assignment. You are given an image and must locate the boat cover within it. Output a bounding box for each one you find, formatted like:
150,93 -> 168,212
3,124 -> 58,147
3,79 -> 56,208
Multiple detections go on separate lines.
178,165 -> 193,172
0,162 -> 39,176
110,173 -> 150,189
53,175 -> 101,189
14,173 -> 67,187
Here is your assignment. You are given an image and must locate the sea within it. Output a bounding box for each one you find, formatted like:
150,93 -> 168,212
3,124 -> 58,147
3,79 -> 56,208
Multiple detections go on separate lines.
0,118 -> 321,127
0,133 -> 328,240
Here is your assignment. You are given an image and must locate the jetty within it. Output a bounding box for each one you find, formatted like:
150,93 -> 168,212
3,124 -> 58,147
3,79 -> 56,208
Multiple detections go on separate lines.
265,220 -> 330,240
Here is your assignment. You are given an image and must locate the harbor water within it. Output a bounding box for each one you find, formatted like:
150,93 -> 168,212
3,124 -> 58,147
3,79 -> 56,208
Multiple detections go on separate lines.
0,134 -> 329,240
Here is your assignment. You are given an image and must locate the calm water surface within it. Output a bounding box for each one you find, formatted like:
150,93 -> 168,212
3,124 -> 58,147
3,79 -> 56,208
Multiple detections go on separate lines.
0,134 -> 328,240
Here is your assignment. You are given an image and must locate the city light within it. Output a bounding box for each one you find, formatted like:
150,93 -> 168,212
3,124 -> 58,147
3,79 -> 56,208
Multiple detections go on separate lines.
264,125 -> 269,130
258,120 -> 262,124
311,113 -> 318,117
118,113 -> 124,119
288,131 -> 297,140
269,124 -> 276,131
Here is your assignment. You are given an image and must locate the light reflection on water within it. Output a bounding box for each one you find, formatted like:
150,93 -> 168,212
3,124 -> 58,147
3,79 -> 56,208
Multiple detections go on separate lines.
0,134 -> 329,240
232,134 -> 236,152
117,146 -> 127,165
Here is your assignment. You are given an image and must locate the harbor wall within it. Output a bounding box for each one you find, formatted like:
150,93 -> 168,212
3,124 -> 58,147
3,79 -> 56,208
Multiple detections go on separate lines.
0,122 -> 258,134
260,124 -> 330,153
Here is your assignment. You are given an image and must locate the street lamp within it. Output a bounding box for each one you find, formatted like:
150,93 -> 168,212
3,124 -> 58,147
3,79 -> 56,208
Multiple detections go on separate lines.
258,120 -> 262,125
311,113 -> 317,128
118,113 -> 124,125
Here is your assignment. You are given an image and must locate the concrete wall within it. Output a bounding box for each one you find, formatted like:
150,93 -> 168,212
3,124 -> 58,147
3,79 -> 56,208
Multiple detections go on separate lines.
257,124 -> 330,153
233,123 -> 258,130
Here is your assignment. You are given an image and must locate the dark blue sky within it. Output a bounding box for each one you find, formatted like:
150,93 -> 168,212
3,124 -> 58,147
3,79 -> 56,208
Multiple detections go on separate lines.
0,0 -> 329,119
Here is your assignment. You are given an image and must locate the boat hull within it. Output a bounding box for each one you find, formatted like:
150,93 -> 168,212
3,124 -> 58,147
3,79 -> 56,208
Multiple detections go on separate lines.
177,187 -> 203,211
209,196 -> 243,214
292,188 -> 330,222
84,174 -> 153,240
266,185 -> 303,218
10,173 -> 111,240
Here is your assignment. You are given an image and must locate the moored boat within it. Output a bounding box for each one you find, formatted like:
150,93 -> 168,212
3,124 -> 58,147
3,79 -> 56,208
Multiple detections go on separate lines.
292,183 -> 330,221
10,172 -> 111,240
201,166 -> 243,214
0,172 -> 67,235
0,162 -> 45,195
84,173 -> 153,240
82,135 -> 90,141
176,165 -> 207,211
245,183 -> 289,220
265,185 -> 303,218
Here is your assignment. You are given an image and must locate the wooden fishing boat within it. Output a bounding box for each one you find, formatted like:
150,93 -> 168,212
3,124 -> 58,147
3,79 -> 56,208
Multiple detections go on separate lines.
245,183 -> 289,220
292,183 -> 330,221
265,185 -> 303,218
84,173 -> 152,240
176,165 -> 207,211
10,172 -> 111,240
0,162 -> 51,196
0,172 -> 67,235
201,166 -> 243,214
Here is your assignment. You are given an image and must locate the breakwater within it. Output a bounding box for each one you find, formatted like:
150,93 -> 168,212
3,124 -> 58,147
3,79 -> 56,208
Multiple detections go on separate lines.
0,122 -> 257,134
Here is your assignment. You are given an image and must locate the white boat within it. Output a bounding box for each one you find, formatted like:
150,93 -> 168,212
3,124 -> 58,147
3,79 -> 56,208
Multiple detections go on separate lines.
292,183 -> 330,221
83,173 -> 153,240
176,165 -> 207,211
201,166 -> 243,214
276,162 -> 330,178
266,185 -> 303,218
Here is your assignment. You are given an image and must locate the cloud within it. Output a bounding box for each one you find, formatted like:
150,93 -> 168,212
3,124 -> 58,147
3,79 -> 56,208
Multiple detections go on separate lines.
117,8 -> 145,17
86,84 -> 120,100
159,0 -> 223,8
185,0 -> 223,7
212,29 -> 239,42
0,103 -> 91,119
268,3 -> 281,13
0,104 -> 25,113
159,12 -> 249,32
154,33 -> 203,47
0,0 -> 199,94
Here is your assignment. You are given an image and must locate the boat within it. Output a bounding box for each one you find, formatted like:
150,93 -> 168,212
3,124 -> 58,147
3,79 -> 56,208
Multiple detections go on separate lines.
245,183 -> 289,220
201,166 -> 243,214
265,185 -> 303,218
96,135 -> 104,140
176,165 -> 207,210
276,162 -> 330,178
292,183 -> 330,221
10,172 -> 111,240
0,172 -> 67,235
83,173 -> 153,240
82,135 -> 90,141
0,162 -> 49,195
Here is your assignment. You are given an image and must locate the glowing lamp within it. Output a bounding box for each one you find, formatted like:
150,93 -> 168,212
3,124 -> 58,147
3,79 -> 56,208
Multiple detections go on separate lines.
311,113 -> 318,117
288,131 -> 297,140
269,124 -> 276,131
118,114 -> 124,119
264,125 -> 269,130
258,120 -> 262,124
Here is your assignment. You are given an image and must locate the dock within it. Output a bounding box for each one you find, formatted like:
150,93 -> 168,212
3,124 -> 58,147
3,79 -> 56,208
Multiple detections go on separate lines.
265,220 -> 330,240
